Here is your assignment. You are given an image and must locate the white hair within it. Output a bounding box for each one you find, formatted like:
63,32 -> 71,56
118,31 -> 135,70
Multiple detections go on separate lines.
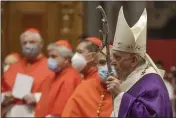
47,43 -> 73,59
135,53 -> 146,66
121,51 -> 146,66
20,31 -> 43,42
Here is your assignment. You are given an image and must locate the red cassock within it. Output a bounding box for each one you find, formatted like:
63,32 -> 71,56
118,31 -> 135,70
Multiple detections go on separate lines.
1,56 -> 54,117
62,71 -> 113,117
35,65 -> 82,117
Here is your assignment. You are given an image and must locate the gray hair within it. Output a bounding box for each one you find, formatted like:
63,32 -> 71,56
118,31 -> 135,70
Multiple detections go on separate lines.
135,53 -> 146,66
47,43 -> 73,59
20,31 -> 43,43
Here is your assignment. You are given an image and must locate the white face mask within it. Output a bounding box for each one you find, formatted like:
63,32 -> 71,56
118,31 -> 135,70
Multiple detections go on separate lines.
3,65 -> 10,72
71,52 -> 87,72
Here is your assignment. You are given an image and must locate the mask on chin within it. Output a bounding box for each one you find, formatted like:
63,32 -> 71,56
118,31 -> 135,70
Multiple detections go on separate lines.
48,58 -> 60,72
22,44 -> 40,59
71,52 -> 87,72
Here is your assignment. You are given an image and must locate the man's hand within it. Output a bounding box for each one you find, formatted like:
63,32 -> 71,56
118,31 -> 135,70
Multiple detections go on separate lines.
2,91 -> 14,105
23,94 -> 36,105
106,76 -> 121,97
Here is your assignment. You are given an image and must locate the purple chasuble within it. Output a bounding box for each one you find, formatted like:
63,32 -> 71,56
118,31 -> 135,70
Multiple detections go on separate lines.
118,73 -> 173,118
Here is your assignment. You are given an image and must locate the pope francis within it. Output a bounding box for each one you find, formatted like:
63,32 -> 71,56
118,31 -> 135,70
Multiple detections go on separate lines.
106,6 -> 173,118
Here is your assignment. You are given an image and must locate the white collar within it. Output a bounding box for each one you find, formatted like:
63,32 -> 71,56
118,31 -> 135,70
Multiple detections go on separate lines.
120,63 -> 157,92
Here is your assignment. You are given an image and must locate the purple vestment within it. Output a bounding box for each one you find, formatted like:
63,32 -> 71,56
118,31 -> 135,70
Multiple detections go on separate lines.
118,73 -> 173,118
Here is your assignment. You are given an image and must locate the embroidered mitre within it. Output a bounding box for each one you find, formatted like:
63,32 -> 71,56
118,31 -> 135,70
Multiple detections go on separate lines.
112,6 -> 163,78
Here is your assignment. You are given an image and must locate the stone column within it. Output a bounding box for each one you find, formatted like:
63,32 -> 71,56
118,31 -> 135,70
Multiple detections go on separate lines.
83,1 -> 101,37
103,1 -> 115,41
102,1 -> 123,42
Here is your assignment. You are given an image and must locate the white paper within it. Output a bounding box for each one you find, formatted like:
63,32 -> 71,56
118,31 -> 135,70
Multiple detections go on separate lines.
12,73 -> 34,99
1,93 -> 5,104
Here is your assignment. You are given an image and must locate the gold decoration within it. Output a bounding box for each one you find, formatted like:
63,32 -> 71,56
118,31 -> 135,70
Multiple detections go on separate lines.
96,91 -> 106,117
60,3 -> 75,35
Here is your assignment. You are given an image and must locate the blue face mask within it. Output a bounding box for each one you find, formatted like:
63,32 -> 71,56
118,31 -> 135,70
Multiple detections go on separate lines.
98,65 -> 117,82
22,44 -> 40,58
48,58 -> 60,72
111,66 -> 118,77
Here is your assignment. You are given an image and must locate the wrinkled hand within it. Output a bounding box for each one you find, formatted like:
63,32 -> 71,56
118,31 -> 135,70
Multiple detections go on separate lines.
106,76 -> 121,97
23,94 -> 36,105
3,91 -> 14,105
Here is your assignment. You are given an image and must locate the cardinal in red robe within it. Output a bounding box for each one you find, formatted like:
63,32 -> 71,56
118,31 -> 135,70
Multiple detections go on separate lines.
71,37 -> 102,80
35,40 -> 82,117
1,28 -> 54,117
62,46 -> 117,117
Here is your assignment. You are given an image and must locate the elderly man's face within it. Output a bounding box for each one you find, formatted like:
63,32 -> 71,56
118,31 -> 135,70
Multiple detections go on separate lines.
112,50 -> 134,80
21,37 -> 38,46
21,35 -> 43,59
48,49 -> 67,69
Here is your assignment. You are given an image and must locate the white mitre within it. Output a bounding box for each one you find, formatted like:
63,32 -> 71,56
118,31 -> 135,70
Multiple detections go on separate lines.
112,6 -> 163,78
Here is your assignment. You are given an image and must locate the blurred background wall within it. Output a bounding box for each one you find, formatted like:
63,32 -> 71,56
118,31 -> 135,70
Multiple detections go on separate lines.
1,1 -> 176,69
